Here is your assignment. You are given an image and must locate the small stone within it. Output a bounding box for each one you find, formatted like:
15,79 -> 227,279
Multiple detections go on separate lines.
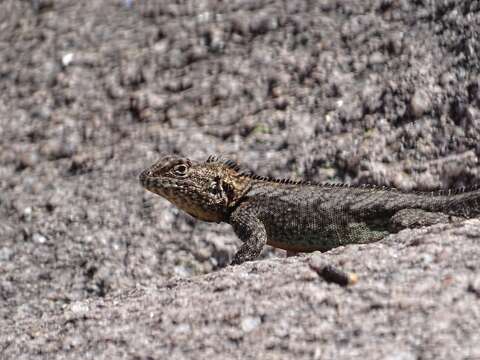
369,51 -> 384,65
249,13 -> 277,35
439,72 -> 456,87
0,247 -> 14,261
231,15 -> 249,35
420,253 -> 434,265
205,26 -> 225,53
32,233 -> 47,244
41,140 -> 77,160
62,53 -> 74,66
22,207 -> 33,222
466,106 -> 480,122
69,301 -> 90,315
174,265 -> 192,278
384,350 -> 418,360
165,80 -> 183,93
240,316 -> 261,332
362,85 -> 384,113
410,89 -> 431,117
309,253 -> 325,271
174,323 -> 191,335
69,154 -> 93,175
274,97 -> 289,110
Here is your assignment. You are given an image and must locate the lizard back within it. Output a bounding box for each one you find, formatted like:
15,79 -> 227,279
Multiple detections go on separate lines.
238,180 -> 480,252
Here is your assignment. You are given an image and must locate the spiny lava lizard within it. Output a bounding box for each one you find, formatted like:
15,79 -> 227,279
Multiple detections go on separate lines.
139,155 -> 480,265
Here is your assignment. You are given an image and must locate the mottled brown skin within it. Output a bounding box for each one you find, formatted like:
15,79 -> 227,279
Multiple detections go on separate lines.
140,155 -> 480,265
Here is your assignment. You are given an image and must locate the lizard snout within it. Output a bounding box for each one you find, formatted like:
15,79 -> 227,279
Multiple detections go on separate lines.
139,169 -> 152,187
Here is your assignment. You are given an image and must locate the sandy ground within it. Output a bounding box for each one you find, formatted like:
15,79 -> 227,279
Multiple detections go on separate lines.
1,0 -> 480,358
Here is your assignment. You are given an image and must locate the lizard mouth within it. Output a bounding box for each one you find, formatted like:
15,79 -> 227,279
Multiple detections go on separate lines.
139,170 -> 170,198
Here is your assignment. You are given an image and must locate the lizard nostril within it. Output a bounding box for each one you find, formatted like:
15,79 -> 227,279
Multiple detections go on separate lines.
139,169 -> 151,184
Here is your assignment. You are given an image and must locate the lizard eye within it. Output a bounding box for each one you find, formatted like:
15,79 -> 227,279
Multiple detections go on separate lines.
172,164 -> 188,177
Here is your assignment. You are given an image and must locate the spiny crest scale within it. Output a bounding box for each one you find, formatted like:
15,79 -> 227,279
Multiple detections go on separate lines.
205,154 -> 242,172
203,155 -> 478,197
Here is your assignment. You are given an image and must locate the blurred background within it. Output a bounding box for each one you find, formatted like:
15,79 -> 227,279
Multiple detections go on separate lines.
1,0 -> 479,322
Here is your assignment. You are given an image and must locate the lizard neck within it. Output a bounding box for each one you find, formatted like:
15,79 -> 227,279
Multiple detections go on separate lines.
224,173 -> 253,208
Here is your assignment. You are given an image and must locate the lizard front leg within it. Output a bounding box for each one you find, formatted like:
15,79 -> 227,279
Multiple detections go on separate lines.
229,204 -> 267,265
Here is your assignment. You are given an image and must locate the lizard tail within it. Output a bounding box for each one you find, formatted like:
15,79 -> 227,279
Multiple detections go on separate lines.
436,187 -> 480,218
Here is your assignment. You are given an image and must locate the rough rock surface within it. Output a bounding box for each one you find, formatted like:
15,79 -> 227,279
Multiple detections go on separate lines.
4,221 -> 480,359
1,0 -> 480,358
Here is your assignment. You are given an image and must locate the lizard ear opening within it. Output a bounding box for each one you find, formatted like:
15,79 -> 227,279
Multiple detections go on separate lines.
208,177 -> 237,205
208,178 -> 223,196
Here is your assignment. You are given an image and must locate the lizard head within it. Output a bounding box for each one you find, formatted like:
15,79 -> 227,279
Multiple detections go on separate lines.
139,155 -> 250,223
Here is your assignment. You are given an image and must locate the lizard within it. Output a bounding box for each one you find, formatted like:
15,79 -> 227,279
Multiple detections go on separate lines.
139,154 -> 480,265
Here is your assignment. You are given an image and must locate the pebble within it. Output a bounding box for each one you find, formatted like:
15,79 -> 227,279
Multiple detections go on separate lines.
62,53 -> 74,67
22,207 -> 33,222
241,316 -> 261,333
410,89 -> 432,117
369,51 -> 385,65
0,247 -> 14,261
32,233 -> 47,244
68,301 -> 90,315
